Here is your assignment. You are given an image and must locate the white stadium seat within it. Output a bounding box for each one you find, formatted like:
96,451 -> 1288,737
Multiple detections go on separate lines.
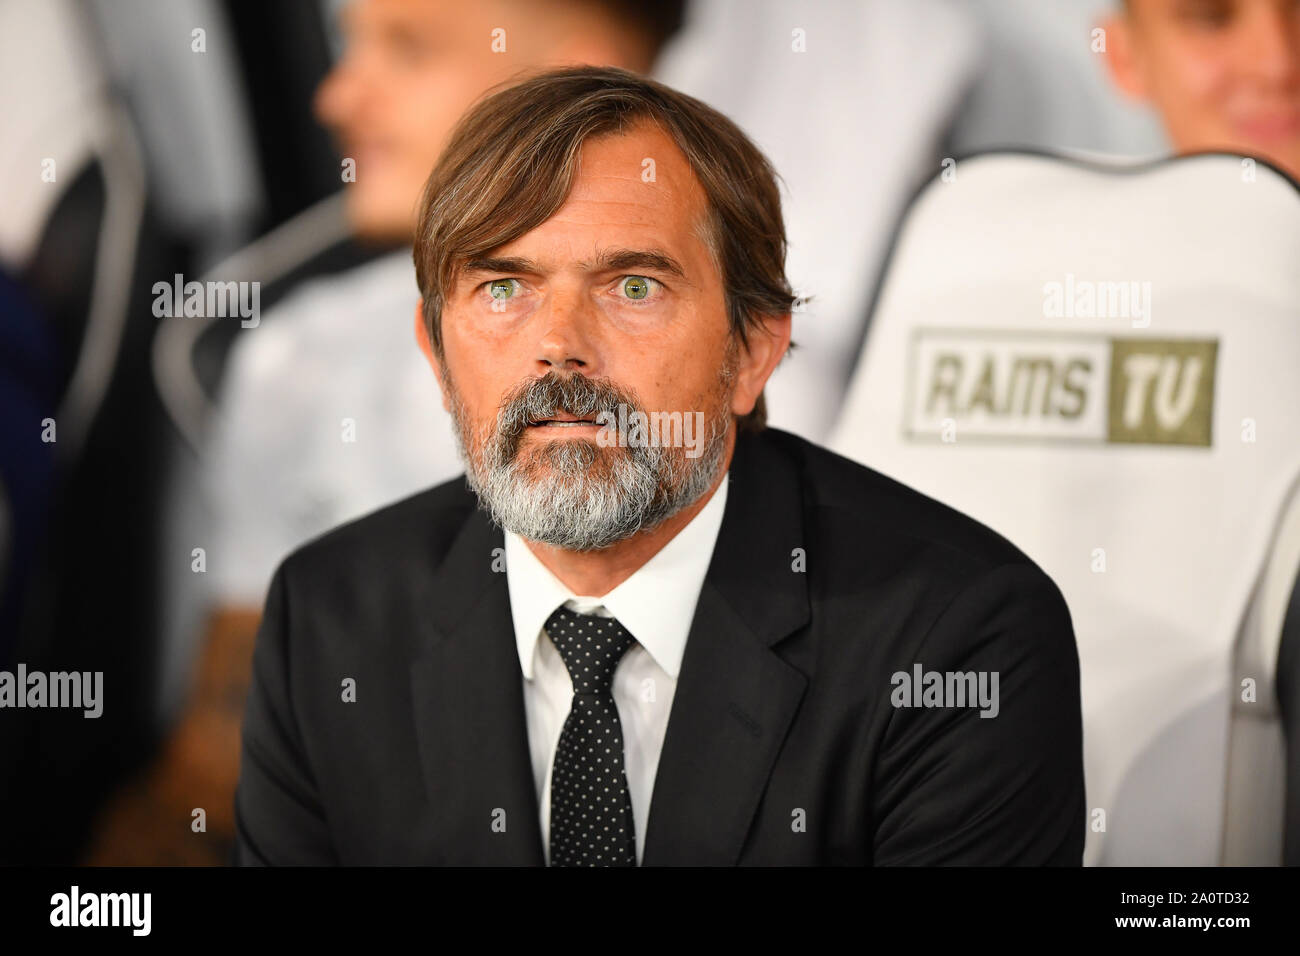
829,151 -> 1300,865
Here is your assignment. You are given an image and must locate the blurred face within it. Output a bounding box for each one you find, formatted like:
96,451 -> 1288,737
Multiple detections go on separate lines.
1107,0 -> 1300,180
423,123 -> 785,551
316,0 -> 653,240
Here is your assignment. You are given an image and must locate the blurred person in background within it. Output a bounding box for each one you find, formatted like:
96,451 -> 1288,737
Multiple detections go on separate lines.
1102,0 -> 1300,180
320,0 -> 680,241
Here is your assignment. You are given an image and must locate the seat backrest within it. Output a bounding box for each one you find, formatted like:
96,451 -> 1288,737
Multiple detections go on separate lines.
830,151 -> 1300,865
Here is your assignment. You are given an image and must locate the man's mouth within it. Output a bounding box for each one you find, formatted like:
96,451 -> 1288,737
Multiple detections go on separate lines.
528,412 -> 601,427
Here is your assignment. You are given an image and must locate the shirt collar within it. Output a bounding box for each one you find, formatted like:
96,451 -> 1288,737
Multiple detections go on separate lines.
505,475 -> 729,681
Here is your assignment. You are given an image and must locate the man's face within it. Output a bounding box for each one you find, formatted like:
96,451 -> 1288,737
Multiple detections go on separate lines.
427,123 -> 775,550
315,0 -> 648,240
1108,0 -> 1300,180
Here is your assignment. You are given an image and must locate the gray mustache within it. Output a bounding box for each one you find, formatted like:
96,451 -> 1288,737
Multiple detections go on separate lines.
498,372 -> 634,434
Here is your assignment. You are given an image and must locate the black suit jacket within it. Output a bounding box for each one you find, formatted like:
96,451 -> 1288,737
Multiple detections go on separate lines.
233,427 -> 1085,865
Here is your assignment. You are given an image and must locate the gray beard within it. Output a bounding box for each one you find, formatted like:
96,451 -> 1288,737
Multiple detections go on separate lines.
446,370 -> 732,551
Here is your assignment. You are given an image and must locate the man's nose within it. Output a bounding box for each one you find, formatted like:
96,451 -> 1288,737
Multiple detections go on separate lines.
314,56 -> 362,129
535,287 -> 600,374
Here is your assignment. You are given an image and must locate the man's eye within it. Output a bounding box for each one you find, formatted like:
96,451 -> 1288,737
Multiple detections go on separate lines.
618,276 -> 658,301
487,278 -> 519,300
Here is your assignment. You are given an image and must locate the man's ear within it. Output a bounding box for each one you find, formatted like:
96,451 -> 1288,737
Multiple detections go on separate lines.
1100,13 -> 1150,102
414,300 -> 452,413
730,312 -> 792,420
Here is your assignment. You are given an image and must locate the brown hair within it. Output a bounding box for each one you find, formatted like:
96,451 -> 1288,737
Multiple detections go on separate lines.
412,65 -> 796,433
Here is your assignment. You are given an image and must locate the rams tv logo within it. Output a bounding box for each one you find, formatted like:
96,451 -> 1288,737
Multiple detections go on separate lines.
904,329 -> 1218,447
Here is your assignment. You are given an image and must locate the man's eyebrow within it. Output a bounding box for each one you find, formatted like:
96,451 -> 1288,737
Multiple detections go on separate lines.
586,249 -> 687,279
460,256 -> 541,277
458,249 -> 688,281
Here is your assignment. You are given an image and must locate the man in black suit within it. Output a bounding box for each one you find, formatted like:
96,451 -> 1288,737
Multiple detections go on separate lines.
234,66 -> 1085,866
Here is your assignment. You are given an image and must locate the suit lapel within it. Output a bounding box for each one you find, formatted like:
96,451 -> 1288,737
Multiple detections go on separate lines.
410,495 -> 545,865
642,431 -> 811,865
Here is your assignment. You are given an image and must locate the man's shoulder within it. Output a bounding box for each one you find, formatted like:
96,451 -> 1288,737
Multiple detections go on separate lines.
274,472 -> 478,589
757,427 -> 1049,586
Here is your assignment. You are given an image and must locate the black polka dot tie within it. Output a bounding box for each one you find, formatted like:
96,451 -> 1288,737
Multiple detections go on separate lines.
544,604 -> 639,867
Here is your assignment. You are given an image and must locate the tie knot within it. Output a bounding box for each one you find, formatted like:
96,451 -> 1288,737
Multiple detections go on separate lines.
544,605 -> 637,695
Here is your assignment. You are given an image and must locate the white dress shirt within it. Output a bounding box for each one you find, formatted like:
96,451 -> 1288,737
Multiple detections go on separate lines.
504,475 -> 729,864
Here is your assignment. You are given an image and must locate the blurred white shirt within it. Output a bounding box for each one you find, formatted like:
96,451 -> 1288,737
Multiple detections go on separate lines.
203,250 -> 463,606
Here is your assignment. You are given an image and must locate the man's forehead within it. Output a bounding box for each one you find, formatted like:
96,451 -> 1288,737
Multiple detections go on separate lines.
567,123 -> 701,198
553,132 -> 704,234
477,125 -> 713,268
